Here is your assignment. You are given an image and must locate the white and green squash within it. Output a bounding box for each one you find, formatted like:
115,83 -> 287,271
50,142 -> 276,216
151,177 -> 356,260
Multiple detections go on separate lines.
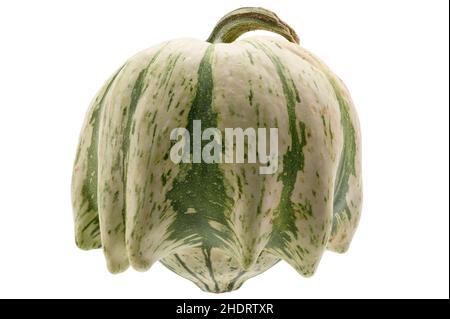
72,7 -> 362,292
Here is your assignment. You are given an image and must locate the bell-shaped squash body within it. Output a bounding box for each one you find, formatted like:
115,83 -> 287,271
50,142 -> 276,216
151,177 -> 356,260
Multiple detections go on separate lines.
72,7 -> 362,292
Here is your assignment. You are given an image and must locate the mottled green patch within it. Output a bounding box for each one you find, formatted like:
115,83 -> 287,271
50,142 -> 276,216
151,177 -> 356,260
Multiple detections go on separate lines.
76,66 -> 124,248
250,41 -> 308,253
118,47 -> 166,231
159,52 -> 182,91
330,80 -> 357,232
166,46 -> 234,253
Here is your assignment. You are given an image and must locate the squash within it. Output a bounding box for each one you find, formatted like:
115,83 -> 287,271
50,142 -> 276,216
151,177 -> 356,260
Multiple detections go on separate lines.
72,7 -> 362,292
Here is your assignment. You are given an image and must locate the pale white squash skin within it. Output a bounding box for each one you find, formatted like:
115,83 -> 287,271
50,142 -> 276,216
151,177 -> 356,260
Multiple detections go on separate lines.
294,48 -> 363,252
72,36 -> 362,292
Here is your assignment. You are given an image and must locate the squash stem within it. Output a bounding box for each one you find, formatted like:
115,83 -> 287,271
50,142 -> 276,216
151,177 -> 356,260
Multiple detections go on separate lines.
206,7 -> 299,44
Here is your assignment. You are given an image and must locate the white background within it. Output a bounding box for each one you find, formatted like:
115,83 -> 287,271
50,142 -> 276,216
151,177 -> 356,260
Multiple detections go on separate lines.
0,0 -> 448,299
